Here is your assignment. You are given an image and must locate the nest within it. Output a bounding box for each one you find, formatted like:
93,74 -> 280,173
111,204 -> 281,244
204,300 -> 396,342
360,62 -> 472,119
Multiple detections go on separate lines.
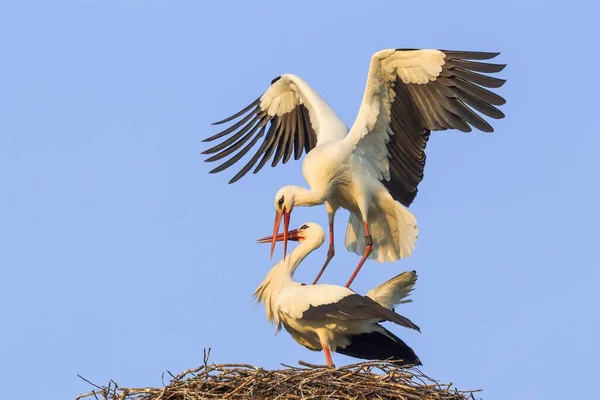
76,350 -> 480,400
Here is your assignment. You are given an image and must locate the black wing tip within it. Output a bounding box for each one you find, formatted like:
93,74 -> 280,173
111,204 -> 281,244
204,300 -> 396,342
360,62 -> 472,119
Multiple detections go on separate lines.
405,320 -> 421,333
211,119 -> 230,126
496,63 -> 508,72
202,142 -> 229,154
401,314 -> 421,333
271,76 -> 281,84
202,134 -> 220,143
442,50 -> 501,59
465,119 -> 496,133
495,96 -> 507,106
458,124 -> 473,134
336,330 -> 421,366
394,48 -> 502,59
204,153 -> 224,163
383,180 -> 419,207
210,98 -> 261,126
493,109 -> 506,119
487,78 -> 507,88
478,51 -> 500,58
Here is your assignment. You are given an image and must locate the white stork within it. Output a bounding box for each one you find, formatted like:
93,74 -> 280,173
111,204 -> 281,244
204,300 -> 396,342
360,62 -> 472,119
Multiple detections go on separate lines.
254,222 -> 421,368
204,49 -> 506,287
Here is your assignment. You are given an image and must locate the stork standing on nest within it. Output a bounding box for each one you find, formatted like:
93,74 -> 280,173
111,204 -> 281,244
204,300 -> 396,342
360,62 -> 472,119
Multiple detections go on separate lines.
254,222 -> 421,368
204,49 -> 506,287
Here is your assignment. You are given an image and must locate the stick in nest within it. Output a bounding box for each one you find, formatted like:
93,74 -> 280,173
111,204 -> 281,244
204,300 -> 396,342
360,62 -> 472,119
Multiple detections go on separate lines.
75,350 -> 481,400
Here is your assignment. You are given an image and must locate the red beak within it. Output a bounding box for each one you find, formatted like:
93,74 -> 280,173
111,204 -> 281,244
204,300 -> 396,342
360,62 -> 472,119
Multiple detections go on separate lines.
256,228 -> 300,245
264,207 -> 292,259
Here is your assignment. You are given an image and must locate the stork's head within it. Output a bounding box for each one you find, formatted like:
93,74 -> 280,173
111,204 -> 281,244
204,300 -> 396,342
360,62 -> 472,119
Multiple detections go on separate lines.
296,222 -> 326,248
257,222 -> 325,253
270,186 -> 299,259
274,186 -> 297,213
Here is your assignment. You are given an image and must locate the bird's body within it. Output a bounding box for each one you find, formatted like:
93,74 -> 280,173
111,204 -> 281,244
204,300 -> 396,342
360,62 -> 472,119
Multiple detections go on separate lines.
204,49 -> 506,286
254,223 -> 421,367
301,142 -> 418,262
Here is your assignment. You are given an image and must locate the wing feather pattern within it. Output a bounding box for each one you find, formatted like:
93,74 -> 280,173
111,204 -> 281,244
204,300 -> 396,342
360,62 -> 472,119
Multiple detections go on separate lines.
301,294 -> 420,332
203,74 -> 346,183
349,49 -> 507,206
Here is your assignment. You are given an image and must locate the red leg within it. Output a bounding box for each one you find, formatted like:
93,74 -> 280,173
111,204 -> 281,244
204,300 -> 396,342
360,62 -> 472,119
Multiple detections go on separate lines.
311,220 -> 335,285
323,345 -> 335,368
344,221 -> 373,288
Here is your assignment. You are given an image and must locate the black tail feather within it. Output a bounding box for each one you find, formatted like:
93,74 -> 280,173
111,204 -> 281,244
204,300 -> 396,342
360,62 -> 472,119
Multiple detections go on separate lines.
335,327 -> 421,366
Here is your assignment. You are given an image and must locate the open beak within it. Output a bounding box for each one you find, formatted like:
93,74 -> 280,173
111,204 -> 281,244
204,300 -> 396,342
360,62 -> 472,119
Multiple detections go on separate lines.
257,228 -> 300,246
263,207 -> 292,259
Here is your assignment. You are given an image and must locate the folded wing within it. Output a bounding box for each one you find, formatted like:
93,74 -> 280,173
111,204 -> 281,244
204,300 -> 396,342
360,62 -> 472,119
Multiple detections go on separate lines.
301,293 -> 420,332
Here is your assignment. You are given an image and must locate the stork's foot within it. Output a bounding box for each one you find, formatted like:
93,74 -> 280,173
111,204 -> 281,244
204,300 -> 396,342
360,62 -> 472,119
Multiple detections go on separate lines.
323,346 -> 336,368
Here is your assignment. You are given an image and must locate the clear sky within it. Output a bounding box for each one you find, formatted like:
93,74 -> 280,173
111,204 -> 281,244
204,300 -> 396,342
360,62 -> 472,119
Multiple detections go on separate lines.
1,1 -> 598,399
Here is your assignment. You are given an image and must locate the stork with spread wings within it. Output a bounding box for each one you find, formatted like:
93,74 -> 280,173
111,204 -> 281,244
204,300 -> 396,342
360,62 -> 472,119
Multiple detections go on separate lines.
203,49 -> 506,287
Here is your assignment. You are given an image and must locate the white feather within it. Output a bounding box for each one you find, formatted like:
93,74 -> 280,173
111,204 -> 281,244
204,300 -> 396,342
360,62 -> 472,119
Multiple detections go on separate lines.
365,271 -> 418,310
259,74 -> 348,144
347,49 -> 445,181
344,190 -> 418,262
277,284 -> 354,319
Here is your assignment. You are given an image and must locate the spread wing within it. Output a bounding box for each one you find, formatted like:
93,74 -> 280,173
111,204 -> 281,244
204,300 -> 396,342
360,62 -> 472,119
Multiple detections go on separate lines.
348,49 -> 507,206
202,74 -> 348,183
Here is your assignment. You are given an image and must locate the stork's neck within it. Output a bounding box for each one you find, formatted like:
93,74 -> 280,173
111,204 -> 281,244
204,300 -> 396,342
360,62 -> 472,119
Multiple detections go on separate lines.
291,186 -> 329,207
272,239 -> 318,283
254,239 -> 319,322
285,239 -> 320,278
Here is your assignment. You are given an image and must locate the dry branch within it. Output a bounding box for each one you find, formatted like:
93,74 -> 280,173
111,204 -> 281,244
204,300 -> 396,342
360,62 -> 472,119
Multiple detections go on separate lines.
76,349 -> 481,400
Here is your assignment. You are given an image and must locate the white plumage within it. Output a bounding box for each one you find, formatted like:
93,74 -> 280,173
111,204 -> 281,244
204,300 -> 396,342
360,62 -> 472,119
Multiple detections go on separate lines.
254,222 -> 421,367
204,49 -> 506,287
366,270 -> 418,310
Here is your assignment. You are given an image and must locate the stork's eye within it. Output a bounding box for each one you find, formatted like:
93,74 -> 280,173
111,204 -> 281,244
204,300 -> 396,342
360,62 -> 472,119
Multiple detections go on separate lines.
278,196 -> 285,208
299,224 -> 309,230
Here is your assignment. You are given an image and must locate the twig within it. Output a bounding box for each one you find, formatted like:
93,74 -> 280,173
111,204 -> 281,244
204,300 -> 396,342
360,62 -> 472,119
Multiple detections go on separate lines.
76,350 -> 481,400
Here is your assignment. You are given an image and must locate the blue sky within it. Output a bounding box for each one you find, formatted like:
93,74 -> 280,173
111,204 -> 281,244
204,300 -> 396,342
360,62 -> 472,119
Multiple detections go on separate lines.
1,1 -> 598,399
